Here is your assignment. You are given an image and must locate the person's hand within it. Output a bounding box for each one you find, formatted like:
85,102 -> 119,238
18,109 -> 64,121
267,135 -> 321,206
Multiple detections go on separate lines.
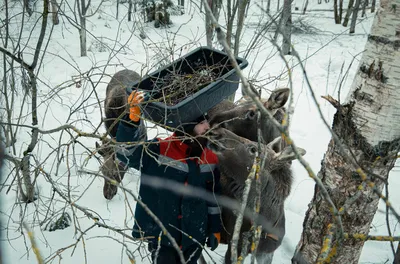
206,233 -> 220,251
128,91 -> 145,122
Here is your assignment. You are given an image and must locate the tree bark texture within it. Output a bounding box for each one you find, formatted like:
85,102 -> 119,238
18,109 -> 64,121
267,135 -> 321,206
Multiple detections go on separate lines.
339,0 -> 343,22
205,0 -> 221,48
233,0 -> 249,57
302,0 -> 309,14
394,242 -> 400,264
342,0 -> 354,27
282,0 -> 292,54
50,0 -> 59,25
361,0 -> 368,17
226,0 -> 238,48
349,0 -> 361,33
116,0 -> 120,19
334,0 -> 340,24
21,70 -> 39,203
205,0 -> 213,47
128,0 -> 133,21
23,0 -> 34,16
19,0 -> 49,203
293,0 -> 400,262
79,0 -> 87,57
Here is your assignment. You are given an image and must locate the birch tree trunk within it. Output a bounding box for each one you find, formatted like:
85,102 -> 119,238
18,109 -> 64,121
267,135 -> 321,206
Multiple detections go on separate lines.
233,0 -> 249,57
78,0 -> 88,57
281,0 -> 292,55
205,0 -> 214,47
226,0 -> 239,49
293,0 -> 400,262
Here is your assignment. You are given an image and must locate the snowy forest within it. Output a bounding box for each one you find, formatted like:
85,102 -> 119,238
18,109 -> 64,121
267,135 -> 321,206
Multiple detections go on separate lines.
0,0 -> 399,263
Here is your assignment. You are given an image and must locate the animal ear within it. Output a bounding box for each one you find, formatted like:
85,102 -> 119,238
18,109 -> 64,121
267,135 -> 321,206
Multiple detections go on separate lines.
266,136 -> 283,153
264,88 -> 290,110
276,146 -> 306,162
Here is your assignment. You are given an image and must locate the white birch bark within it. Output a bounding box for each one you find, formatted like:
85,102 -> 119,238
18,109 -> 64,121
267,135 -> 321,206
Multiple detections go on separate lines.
293,0 -> 400,262
346,0 -> 400,144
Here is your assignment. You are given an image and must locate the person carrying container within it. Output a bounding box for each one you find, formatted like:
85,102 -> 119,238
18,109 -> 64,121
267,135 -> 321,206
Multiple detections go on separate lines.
115,91 -> 222,264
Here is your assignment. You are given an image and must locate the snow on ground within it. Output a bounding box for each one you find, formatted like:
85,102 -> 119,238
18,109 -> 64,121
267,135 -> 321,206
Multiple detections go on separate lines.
1,0 -> 399,263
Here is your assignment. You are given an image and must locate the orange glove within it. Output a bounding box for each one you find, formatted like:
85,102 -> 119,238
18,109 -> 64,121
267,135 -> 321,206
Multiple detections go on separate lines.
214,233 -> 221,243
128,91 -> 145,122
206,232 -> 220,251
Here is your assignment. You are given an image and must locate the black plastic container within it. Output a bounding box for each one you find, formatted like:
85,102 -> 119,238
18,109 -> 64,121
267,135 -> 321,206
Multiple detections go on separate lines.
126,46 -> 248,129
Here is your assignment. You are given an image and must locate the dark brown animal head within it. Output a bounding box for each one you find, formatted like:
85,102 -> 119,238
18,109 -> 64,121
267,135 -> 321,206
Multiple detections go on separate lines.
104,69 -> 141,138
208,88 -> 290,144
95,139 -> 126,200
207,127 -> 305,189
207,127 -> 306,258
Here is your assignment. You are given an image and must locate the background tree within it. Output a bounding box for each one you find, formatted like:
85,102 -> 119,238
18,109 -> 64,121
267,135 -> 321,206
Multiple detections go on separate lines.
233,0 -> 250,56
361,0 -> 368,17
293,0 -> 400,261
371,0 -> 376,12
0,134 -> 3,264
342,0 -> 355,27
333,0 -> 343,23
23,0 -> 34,16
205,0 -> 222,47
395,244 -> 400,264
77,0 -> 89,56
224,0 -> 250,55
1,0 -> 50,203
349,0 -> 362,33
281,0 -> 292,54
50,0 -> 60,24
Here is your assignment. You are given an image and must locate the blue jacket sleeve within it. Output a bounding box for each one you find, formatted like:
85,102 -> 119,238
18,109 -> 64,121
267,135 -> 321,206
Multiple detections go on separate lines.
206,168 -> 222,233
115,118 -> 156,171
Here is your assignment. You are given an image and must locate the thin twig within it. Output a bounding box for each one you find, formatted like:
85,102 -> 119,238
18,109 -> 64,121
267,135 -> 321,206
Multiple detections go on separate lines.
22,222 -> 44,264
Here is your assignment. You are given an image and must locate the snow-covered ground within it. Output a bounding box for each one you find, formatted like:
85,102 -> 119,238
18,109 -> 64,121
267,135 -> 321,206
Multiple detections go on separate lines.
1,0 -> 399,263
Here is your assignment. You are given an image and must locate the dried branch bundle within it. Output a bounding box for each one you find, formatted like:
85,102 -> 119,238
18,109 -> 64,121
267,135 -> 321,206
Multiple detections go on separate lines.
151,64 -> 225,106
